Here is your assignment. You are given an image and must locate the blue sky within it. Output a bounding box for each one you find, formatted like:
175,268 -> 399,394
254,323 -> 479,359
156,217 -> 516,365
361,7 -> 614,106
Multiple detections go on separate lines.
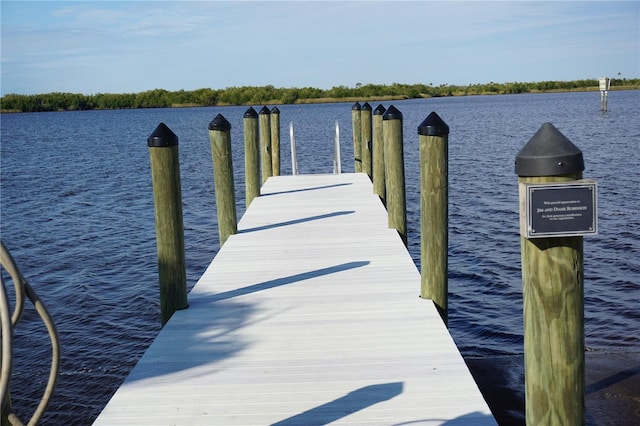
1,1 -> 638,96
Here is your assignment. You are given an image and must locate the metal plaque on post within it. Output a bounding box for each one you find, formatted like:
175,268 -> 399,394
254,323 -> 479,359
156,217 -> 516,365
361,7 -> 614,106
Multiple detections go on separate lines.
520,179 -> 598,238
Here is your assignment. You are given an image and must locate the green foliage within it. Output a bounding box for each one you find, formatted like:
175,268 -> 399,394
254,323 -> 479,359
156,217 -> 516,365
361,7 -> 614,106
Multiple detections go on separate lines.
2,78 -> 639,113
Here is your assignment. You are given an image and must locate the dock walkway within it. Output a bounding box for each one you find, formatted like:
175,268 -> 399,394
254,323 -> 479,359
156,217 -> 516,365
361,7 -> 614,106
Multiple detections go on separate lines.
94,173 -> 495,425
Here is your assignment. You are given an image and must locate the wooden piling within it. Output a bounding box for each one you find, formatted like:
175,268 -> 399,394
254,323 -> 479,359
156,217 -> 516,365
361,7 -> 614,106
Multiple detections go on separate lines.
361,102 -> 373,179
243,107 -> 260,207
147,123 -> 188,325
270,107 -> 281,176
259,106 -> 272,185
515,123 -> 585,426
208,114 -> 237,247
383,105 -> 406,246
352,103 -> 362,172
418,112 -> 449,325
373,104 -> 386,205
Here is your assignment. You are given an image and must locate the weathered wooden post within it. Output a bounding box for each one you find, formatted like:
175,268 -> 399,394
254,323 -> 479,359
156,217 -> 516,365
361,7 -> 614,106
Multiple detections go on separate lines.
515,122 -> 595,426
259,106 -> 272,184
147,123 -> 188,325
270,106 -> 281,176
208,114 -> 237,247
243,107 -> 260,207
352,102 -> 362,172
417,112 -> 450,323
361,102 -> 373,179
373,104 -> 386,205
418,112 -> 449,325
383,105 -> 406,245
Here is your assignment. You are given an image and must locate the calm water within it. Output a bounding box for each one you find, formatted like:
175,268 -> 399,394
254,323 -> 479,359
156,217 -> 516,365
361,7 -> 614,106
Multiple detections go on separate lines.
1,91 -> 639,424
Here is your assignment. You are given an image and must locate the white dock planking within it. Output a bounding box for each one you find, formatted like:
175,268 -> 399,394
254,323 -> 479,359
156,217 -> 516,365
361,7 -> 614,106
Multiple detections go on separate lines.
94,173 -> 496,425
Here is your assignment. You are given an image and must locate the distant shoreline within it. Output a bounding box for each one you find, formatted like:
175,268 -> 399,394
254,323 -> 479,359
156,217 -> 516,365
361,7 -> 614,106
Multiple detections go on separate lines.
1,81 -> 638,113
290,86 -> 640,104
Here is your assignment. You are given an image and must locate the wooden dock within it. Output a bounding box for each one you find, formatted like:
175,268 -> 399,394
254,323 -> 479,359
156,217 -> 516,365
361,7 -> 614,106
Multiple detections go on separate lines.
94,173 -> 496,425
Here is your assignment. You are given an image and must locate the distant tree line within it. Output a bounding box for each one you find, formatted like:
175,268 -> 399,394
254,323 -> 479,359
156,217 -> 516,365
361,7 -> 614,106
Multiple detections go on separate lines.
1,78 -> 638,113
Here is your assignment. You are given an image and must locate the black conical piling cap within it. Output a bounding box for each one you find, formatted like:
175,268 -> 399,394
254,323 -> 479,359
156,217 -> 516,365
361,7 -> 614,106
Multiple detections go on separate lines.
352,102 -> 361,111
244,107 -> 258,119
208,114 -> 231,131
270,106 -> 280,114
515,123 -> 584,177
374,104 -> 386,115
259,106 -> 270,115
362,102 -> 372,111
147,122 -> 178,147
418,111 -> 449,136
383,105 -> 402,120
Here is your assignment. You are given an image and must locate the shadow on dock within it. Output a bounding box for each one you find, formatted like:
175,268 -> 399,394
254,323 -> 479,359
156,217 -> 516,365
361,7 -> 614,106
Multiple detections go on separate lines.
123,299 -> 255,383
391,411 -> 496,425
272,382 -> 403,425
270,381 -> 496,425
125,261 -> 370,383
261,182 -> 352,196
205,261 -> 370,301
239,210 -> 355,233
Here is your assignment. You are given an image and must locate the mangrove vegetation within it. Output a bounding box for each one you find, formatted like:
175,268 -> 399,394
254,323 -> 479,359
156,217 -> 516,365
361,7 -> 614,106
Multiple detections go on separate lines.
1,78 -> 639,113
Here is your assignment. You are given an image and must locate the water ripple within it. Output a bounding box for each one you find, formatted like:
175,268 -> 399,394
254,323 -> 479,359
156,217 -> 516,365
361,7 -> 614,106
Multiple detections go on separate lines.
1,92 -> 638,423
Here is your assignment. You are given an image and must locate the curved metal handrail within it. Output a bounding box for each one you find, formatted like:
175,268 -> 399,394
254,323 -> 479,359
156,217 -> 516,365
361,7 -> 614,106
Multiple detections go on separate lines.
1,241 -> 61,426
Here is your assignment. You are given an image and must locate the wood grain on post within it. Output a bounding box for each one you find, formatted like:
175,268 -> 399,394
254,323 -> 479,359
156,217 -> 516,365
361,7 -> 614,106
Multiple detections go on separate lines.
147,123 -> 188,325
208,114 -> 237,247
418,112 -> 449,325
270,107 -> 281,176
382,105 -> 406,246
259,106 -> 272,185
373,104 -> 386,205
352,102 -> 362,172
243,107 -> 260,207
361,102 -> 373,179
515,122 -> 585,426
